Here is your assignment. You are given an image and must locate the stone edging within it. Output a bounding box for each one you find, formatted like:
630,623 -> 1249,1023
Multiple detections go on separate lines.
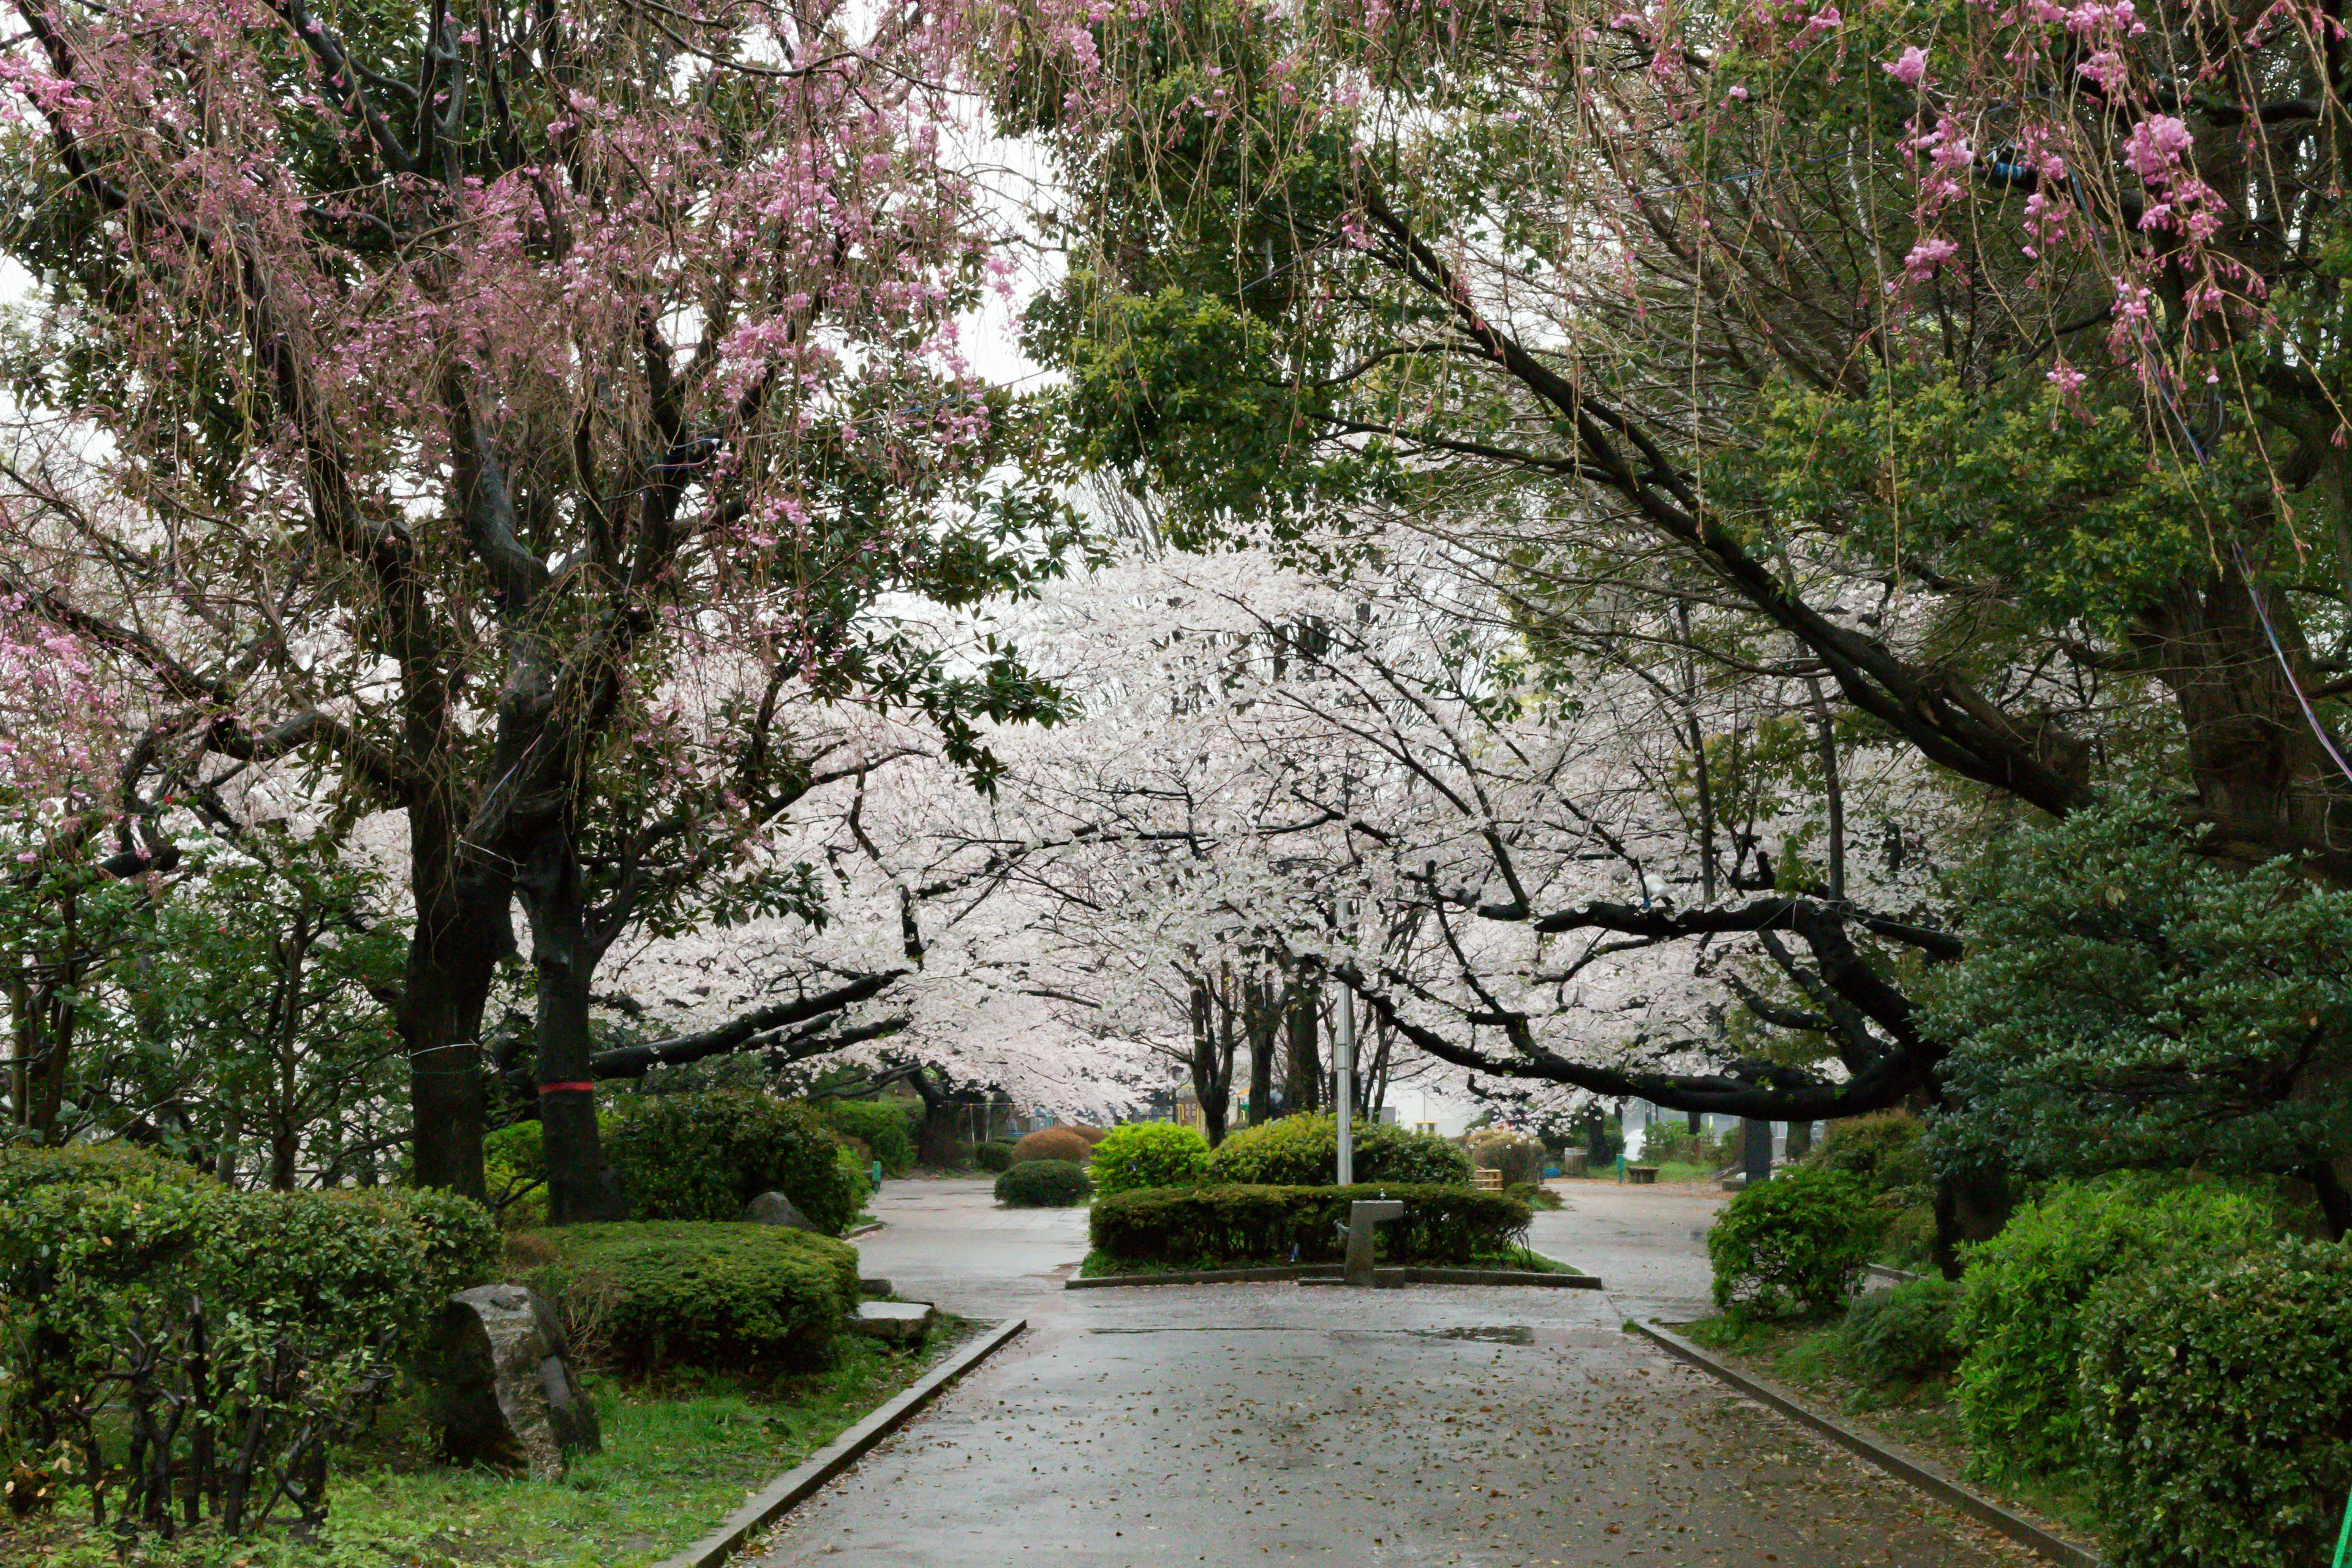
649,1316 -> 1027,1568
1065,1260 -> 1604,1291
1866,1262 -> 1924,1284
846,1220 -> 886,1238
1627,1320 -> 2099,1568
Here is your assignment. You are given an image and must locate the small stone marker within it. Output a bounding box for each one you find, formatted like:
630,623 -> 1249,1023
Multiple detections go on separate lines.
1343,1199 -> 1406,1287
851,1300 -> 936,1344
741,1190 -> 818,1231
422,1284 -> 601,1480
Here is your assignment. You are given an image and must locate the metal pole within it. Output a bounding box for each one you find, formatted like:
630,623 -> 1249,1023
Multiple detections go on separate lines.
1336,896 -> 1355,1188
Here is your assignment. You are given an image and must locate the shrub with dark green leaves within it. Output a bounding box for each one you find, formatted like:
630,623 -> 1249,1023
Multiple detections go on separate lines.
1807,1112 -> 1929,1194
1954,1177 -> 2275,1479
605,1090 -> 860,1234
523,1221 -> 859,1370
1090,1122 -> 1211,1195
820,1098 -> 917,1176
973,1140 -> 1017,1172
1090,1183 -> 1529,1267
2079,1240 -> 2352,1568
1834,1279 -> 1962,1387
1011,1126 -> 1095,1164
995,1158 -> 1092,1207
1204,1114 -> 1471,1186
1707,1166 -> 1877,1320
0,1147 -> 497,1531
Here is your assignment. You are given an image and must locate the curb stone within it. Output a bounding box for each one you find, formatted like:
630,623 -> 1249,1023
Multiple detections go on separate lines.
846,1220 -> 886,1238
1627,1319 -> 2098,1567
649,1317 -> 1027,1568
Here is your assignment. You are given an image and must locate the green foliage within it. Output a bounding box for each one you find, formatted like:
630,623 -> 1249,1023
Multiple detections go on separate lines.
820,1098 -> 916,1177
1639,1120 -> 1732,1168
1204,1113 -> 1471,1186
973,1140 -> 1017,1172
522,1221 -> 858,1372
484,1119 -> 548,1227
1834,1280 -> 1962,1388
605,1091 -> 859,1235
1010,1126 -> 1095,1164
1954,1177 -> 2277,1479
0,1145 -> 496,1523
1504,1181 -> 1563,1211
1707,1167 -> 1877,1321
994,1158 -> 1092,1207
2079,1240 -> 2352,1568
1090,1184 -> 1531,1267
1808,1113 -> 1929,1194
1926,796 -> 2352,1188
1465,1128 -> 1545,1185
1088,1122 -> 1211,1196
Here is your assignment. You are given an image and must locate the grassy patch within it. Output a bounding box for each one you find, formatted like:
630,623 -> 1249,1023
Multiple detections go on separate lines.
7,1318 -> 979,1568
1670,1312 -> 2098,1539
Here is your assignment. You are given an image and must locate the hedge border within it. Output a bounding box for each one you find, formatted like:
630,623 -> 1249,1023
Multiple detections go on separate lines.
649,1316 -> 1027,1568
1627,1320 -> 2098,1568
1065,1256 -> 1604,1291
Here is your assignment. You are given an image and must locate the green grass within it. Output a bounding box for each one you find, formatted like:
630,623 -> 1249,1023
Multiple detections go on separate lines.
8,1319 -> 978,1568
1673,1311 -> 2099,1540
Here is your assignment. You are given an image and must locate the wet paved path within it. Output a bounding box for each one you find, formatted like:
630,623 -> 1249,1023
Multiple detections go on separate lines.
748,1180 -> 2024,1568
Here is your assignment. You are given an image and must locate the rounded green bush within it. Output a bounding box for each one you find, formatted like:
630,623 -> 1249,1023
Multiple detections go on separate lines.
973,1140 -> 1017,1172
1090,1123 -> 1211,1196
605,1090 -> 860,1234
1954,1177 -> 2274,1478
525,1221 -> 859,1370
1807,1112 -> 1928,1195
1834,1278 -> 1962,1387
2079,1239 -> 2352,1568
1011,1127 -> 1095,1164
1204,1114 -> 1471,1186
1707,1166 -> 1877,1320
1466,1128 -> 1546,1185
820,1098 -> 916,1176
995,1158 -> 1091,1207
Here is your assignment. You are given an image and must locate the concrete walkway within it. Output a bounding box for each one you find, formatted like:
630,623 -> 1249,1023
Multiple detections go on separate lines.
747,1180 -> 2025,1568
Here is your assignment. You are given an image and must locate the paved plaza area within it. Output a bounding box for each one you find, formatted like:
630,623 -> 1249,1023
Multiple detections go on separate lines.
748,1180 -> 2026,1568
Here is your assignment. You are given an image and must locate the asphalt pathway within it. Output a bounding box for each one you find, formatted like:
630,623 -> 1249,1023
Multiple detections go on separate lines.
747,1179 -> 2025,1568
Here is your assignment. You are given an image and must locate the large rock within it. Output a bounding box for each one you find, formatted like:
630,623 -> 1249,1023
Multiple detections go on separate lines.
741,1190 -> 817,1231
851,1300 -> 936,1345
422,1284 -> 601,1480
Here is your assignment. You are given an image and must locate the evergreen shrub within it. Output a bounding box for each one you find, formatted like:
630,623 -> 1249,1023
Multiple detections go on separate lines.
995,1159 -> 1092,1207
1707,1166 -> 1876,1319
1090,1183 -> 1529,1267
1010,1126 -> 1094,1164
2079,1240 -> 2352,1568
1090,1122 -> 1210,1195
522,1221 -> 859,1370
605,1090 -> 859,1234
820,1098 -> 916,1175
1954,1177 -> 2274,1478
973,1140 -> 1017,1172
1808,1112 -> 1929,1193
1203,1113 -> 1471,1186
1466,1128 -> 1546,1185
0,1146 -> 496,1530
1834,1278 -> 1962,1387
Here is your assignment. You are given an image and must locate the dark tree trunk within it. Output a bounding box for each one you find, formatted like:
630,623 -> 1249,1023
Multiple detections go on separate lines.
521,833 -> 619,1224
1785,1119 -> 1814,1161
399,812 -> 509,1199
2306,1162 -> 2350,1242
1284,978 -> 1320,1114
1245,974 -> 1279,1127
1741,1118 -> 1773,1184
1188,978 -> 1236,1146
1930,1166 -> 2015,1280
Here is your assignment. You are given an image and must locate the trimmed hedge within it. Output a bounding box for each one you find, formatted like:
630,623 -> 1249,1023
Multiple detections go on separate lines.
1090,1121 -> 1210,1196
1011,1127 -> 1095,1165
1954,1177 -> 2274,1478
820,1098 -> 916,1176
606,1090 -> 860,1234
0,1145 -> 497,1532
973,1140 -> 1017,1172
2079,1240 -> 2352,1568
995,1159 -> 1092,1207
522,1221 -> 859,1370
1204,1113 -> 1471,1186
1834,1278 -> 1962,1387
1707,1166 -> 1876,1320
1090,1183 -> 1530,1267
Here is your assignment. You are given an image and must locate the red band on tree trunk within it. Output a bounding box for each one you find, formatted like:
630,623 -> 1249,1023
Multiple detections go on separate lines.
538,1081 -> 597,1094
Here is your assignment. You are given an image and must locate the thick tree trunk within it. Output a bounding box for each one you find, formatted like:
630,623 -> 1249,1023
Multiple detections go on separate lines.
522,835 -> 619,1224
1930,1166 -> 2015,1280
1284,978 -> 1320,1114
399,813 -> 508,1199
1244,974 -> 1278,1126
